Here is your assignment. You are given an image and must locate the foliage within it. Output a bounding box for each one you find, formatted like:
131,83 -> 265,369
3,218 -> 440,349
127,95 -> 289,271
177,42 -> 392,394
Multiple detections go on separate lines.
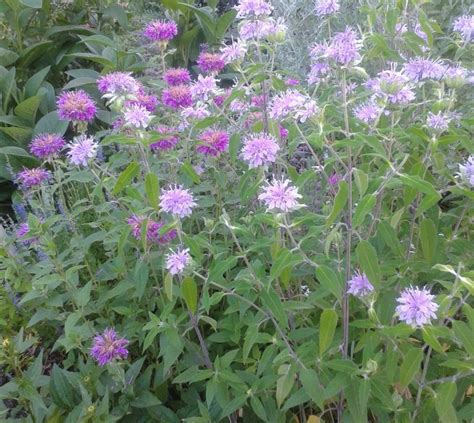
1,0 -> 474,422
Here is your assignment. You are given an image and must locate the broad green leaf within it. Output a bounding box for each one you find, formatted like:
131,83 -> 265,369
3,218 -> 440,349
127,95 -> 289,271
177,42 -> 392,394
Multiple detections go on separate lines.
276,365 -> 295,408
133,261 -> 149,300
346,378 -> 370,423
15,96 -> 41,122
145,172 -> 159,209
353,193 -> 376,228
399,174 -> 440,199
181,276 -> 198,314
0,47 -> 19,66
49,365 -> 80,409
326,181 -> 348,227
315,265 -> 342,301
180,161 -> 201,184
422,327 -> 444,354
74,282 -> 91,308
300,368 -> 324,409
33,111 -> 69,137
164,273 -> 173,301
356,241 -> 381,289
353,168 -> 368,198
419,218 -> 437,264
159,328 -> 184,374
20,0 -> 42,8
270,248 -> 302,282
377,221 -> 403,257
319,309 -> 338,356
261,288 -> 288,329
452,321 -> 474,356
112,162 -> 139,194
399,348 -> 423,387
435,383 -> 457,422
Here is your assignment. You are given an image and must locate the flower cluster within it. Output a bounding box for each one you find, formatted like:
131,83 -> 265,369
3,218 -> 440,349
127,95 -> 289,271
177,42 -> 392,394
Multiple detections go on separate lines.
16,168 -> 50,190
67,135 -> 98,167
396,287 -> 438,327
197,51 -> 226,74
163,68 -> 191,86
166,248 -> 191,275
57,90 -> 96,122
29,134 -> 65,159
97,72 -> 141,95
453,15 -> 474,43
367,70 -> 415,105
403,58 -> 446,82
241,133 -> 280,168
144,20 -> 178,43
150,126 -> 179,151
162,85 -> 193,109
315,0 -> 340,17
127,215 -> 177,244
269,90 -> 318,122
259,178 -> 303,212
90,328 -> 129,366
160,186 -> 197,218
197,130 -> 230,156
459,156 -> 474,186
348,272 -> 374,298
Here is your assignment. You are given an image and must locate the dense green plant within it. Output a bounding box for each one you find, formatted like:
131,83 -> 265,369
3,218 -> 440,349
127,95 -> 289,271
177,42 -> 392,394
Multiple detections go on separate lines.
1,0 -> 473,422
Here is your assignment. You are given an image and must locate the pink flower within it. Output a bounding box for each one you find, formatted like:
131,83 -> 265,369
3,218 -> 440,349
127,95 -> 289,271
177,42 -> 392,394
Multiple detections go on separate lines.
258,178 -> 303,212
123,104 -> 152,129
197,51 -> 226,74
396,286 -> 438,327
67,135 -> 98,167
16,168 -> 50,190
160,186 -> 197,218
162,85 -> 193,109
56,90 -> 96,122
125,89 -> 159,112
235,0 -> 273,18
163,68 -> 191,86
90,328 -> 128,366
241,133 -> 280,168
191,75 -> 221,101
127,215 -> 177,244
29,133 -> 65,159
347,272 -> 374,297
197,130 -> 229,156
144,20 -> 178,42
220,40 -> 247,64
315,0 -> 340,16
165,248 -> 191,275
269,90 -> 318,122
97,72 -> 140,95
150,125 -> 179,151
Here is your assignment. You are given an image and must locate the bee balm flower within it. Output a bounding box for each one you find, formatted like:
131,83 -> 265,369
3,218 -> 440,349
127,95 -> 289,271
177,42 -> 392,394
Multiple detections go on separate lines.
90,328 -> 129,366
241,133 -> 280,168
29,134 -> 65,159
144,20 -> 178,43
16,168 -> 50,190
259,178 -> 303,212
67,135 -> 98,167
165,248 -> 191,275
159,186 -> 197,218
347,272 -> 374,297
395,286 -> 438,327
56,90 -> 96,122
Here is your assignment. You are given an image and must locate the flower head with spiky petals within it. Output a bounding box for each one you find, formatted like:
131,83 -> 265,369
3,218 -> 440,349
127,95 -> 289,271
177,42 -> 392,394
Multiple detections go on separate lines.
123,104 -> 152,129
197,129 -> 229,156
97,72 -> 140,95
163,68 -> 191,86
354,101 -> 381,124
403,58 -> 447,82
368,70 -> 415,105
90,328 -> 129,366
235,0 -> 273,19
162,85 -> 193,109
127,215 -> 177,244
144,20 -> 178,42
160,186 -> 197,218
220,40 -> 247,64
259,178 -> 303,212
396,286 -> 438,327
16,168 -> 50,190
348,272 -> 374,297
453,15 -> 474,43
241,133 -> 280,168
67,135 -> 98,167
459,156 -> 474,186
57,90 -> 96,122
327,27 -> 361,66
315,0 -> 340,17
166,248 -> 191,275
150,125 -> 179,151
29,134 -> 65,159
197,51 -> 226,74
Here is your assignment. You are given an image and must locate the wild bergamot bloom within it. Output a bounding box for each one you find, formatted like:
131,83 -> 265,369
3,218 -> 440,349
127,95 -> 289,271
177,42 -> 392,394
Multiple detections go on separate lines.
162,85 -> 193,109
353,101 -> 381,124
235,0 -> 273,19
197,130 -> 229,157
56,90 -> 96,122
347,272 -> 374,298
166,248 -> 191,275
259,178 -> 303,213
16,168 -> 50,190
29,133 -> 65,159
90,328 -> 129,366
143,20 -> 178,42
453,15 -> 474,43
241,133 -> 280,168
163,68 -> 191,86
123,104 -> 152,129
160,186 -> 197,218
396,286 -> 438,327
97,72 -> 140,95
67,135 -> 98,167
315,0 -> 340,17
459,156 -> 474,186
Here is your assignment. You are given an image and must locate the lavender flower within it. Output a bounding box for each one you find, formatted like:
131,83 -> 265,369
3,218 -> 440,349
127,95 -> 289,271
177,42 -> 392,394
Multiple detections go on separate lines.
315,0 -> 340,17
67,135 -> 98,167
127,215 -> 177,244
97,72 -> 140,95
191,75 -> 221,101
165,248 -> 191,275
144,20 -> 178,43
197,130 -> 230,156
197,51 -> 226,74
403,58 -> 446,82
426,112 -> 452,132
235,0 -> 273,19
444,66 -> 469,88
220,40 -> 247,64
125,90 -> 159,112
259,178 -> 303,212
269,90 -> 318,122
16,168 -> 50,190
239,18 -> 286,42
163,68 -> 191,86
56,90 -> 96,122
453,15 -> 474,43
308,62 -> 331,84
123,105 -> 152,129
29,133 -> 65,159
327,27 -> 361,66
353,101 -> 381,124
181,104 -> 211,121
368,70 -> 415,105
347,272 -> 374,297
459,156 -> 474,186
328,173 -> 340,186
16,222 -> 37,246
396,286 -> 438,327
90,328 -> 129,366
160,186 -> 197,218
241,133 -> 280,168
150,126 -> 179,151
162,85 -> 193,109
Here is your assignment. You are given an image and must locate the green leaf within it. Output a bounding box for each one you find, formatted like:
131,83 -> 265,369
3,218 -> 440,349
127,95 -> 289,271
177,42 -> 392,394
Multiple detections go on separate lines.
276,366 -> 295,408
133,261 -> 149,300
180,161 -> 201,184
159,329 -> 184,374
300,368 -> 324,409
319,309 -> 338,356
399,347 -> 423,387
270,248 -> 302,282
435,383 -> 457,422
353,168 -> 368,198
181,276 -> 198,314
452,321 -> 474,356
353,193 -> 376,228
326,181 -> 348,227
356,241 -> 381,289
0,146 -> 33,158
74,282 -> 91,308
14,96 -> 41,122
377,221 -> 403,257
422,327 -> 444,354
315,265 -> 342,301
346,378 -> 370,423
0,47 -> 19,67
33,111 -> 69,137
49,365 -> 80,410
399,174 -> 440,199
216,10 -> 237,39
20,0 -> 42,8
261,288 -> 288,329
113,162 -> 139,194
145,172 -> 159,209
419,218 -> 437,264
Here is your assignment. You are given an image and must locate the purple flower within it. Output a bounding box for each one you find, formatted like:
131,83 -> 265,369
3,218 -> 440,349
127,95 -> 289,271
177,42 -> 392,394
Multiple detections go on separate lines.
241,133 -> 280,168
279,125 -> 289,139
308,62 -> 331,84
453,15 -> 474,43
160,186 -> 197,218
269,90 -> 318,122
90,328 -> 129,366
29,133 -> 65,159
259,178 -> 303,212
191,75 -> 221,101
165,248 -> 191,275
347,272 -> 374,297
220,40 -> 247,64
327,27 -> 361,66
97,72 -> 140,95
163,68 -> 191,86
181,104 -> 211,121
150,125 -> 179,151
144,20 -> 178,42
403,58 -> 446,82
162,85 -> 193,109
368,70 -> 415,105
239,18 -> 286,41
125,90 -> 159,113
67,135 -> 98,167
235,0 -> 273,19
197,130 -> 229,156
459,156 -> 474,186
56,90 -> 96,122
16,168 -> 50,190
396,286 -> 438,327
315,0 -> 340,17
286,78 -> 300,86
197,51 -> 226,74
444,66 -> 469,88
127,215 -> 177,244
328,172 -> 340,186
354,101 -> 381,124
426,112 -> 451,132
123,104 -> 152,129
